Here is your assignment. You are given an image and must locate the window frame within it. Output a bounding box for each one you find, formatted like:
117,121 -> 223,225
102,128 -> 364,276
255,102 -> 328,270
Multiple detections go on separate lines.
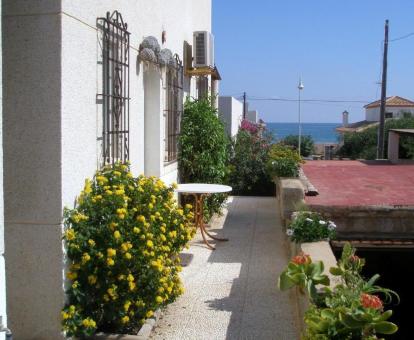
164,54 -> 184,163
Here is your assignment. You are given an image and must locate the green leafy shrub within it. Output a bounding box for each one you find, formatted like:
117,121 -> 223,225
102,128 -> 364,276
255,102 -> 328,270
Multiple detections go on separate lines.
337,117 -> 414,160
266,143 -> 302,178
178,97 -> 229,220
282,134 -> 315,157
62,163 -> 195,337
279,243 -> 399,339
286,211 -> 336,243
227,127 -> 274,196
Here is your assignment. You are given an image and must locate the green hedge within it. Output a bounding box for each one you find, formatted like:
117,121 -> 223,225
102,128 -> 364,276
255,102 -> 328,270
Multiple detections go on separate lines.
178,97 -> 229,219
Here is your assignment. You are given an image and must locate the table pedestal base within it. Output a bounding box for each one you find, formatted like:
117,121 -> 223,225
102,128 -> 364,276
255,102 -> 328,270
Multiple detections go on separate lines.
194,193 -> 228,250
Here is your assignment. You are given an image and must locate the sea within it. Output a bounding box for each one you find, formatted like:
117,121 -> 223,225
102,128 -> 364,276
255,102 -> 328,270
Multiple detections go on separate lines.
266,122 -> 341,144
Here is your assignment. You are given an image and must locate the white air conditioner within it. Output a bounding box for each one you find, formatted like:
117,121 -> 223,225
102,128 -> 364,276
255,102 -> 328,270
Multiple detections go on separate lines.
193,31 -> 214,68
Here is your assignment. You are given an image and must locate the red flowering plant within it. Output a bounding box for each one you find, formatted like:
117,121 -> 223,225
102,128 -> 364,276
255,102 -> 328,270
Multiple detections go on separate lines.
279,243 -> 399,339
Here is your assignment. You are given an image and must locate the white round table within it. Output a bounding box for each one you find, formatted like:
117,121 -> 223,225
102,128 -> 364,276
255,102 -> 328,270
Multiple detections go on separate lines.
176,183 -> 232,250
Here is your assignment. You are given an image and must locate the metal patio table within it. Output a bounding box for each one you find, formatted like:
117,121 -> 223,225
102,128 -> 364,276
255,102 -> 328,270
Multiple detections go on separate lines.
176,183 -> 232,250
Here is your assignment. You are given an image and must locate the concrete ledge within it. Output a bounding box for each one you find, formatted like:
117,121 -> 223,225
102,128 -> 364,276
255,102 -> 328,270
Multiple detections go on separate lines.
92,309 -> 161,340
277,178 -> 305,225
310,205 -> 414,238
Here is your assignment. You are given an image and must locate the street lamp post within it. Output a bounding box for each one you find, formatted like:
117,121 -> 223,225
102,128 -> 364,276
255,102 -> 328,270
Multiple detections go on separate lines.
298,78 -> 304,157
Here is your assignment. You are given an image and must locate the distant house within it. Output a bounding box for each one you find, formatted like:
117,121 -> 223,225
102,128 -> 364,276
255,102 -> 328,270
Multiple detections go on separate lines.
246,110 -> 259,123
218,96 -> 243,137
365,96 -> 414,121
336,96 -> 414,134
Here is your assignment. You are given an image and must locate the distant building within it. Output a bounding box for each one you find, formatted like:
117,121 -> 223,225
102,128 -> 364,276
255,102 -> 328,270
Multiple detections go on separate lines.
246,110 -> 258,123
365,96 -> 414,121
218,96 -> 243,137
336,96 -> 414,134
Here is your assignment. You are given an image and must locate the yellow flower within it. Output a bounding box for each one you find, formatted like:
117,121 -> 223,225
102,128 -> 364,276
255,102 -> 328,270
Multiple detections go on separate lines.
127,274 -> 134,282
137,215 -> 146,223
146,240 -> 154,248
133,227 -> 140,234
114,230 -> 121,239
125,252 -> 132,260
84,179 -> 92,194
65,229 -> 76,241
82,317 -> 96,328
128,281 -> 136,291
88,275 -> 97,285
81,253 -> 91,265
115,189 -> 125,196
121,315 -> 130,324
107,258 -> 115,266
160,234 -> 166,242
88,239 -> 96,247
148,203 -> 153,210
109,222 -> 118,230
61,311 -> 70,320
124,300 -> 131,311
171,182 -> 178,189
69,305 -> 76,314
126,172 -> 133,178
160,226 -> 166,233
66,271 -> 77,280
105,190 -> 113,195
97,251 -> 104,259
155,296 -> 163,303
96,175 -> 108,185
72,281 -> 79,289
185,204 -> 193,210
113,171 -> 122,177
177,209 -> 184,216
107,248 -> 116,257
146,310 -> 154,318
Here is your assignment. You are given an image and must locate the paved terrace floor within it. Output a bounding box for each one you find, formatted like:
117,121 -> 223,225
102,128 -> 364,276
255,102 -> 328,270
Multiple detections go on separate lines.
302,160 -> 414,207
151,196 -> 299,340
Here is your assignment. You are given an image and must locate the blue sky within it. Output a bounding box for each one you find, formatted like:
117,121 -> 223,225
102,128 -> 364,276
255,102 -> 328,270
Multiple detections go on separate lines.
213,0 -> 414,123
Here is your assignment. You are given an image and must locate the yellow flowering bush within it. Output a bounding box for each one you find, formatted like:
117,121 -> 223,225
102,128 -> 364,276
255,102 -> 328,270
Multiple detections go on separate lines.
62,163 -> 195,337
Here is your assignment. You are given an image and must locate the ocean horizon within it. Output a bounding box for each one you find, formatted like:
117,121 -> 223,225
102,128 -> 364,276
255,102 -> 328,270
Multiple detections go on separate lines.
266,122 -> 341,144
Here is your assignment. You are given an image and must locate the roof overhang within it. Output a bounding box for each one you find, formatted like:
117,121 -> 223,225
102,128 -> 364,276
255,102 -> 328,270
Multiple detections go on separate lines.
185,66 -> 221,80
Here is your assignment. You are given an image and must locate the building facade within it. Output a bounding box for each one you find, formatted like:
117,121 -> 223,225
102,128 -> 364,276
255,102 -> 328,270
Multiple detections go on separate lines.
218,96 -> 243,137
3,1 -> 215,338
365,96 -> 414,122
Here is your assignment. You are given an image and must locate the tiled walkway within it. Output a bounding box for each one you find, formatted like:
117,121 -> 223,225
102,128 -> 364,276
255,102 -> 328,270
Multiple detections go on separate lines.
150,196 -> 299,340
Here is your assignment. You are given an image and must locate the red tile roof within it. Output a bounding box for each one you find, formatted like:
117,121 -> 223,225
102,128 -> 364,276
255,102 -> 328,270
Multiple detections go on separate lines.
364,96 -> 414,109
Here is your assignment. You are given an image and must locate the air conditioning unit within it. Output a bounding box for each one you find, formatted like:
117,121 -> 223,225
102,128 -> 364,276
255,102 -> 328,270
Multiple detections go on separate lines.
193,31 -> 214,68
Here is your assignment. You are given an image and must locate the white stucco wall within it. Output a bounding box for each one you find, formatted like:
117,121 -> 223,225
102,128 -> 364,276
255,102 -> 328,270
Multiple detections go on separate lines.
218,96 -> 243,137
366,106 -> 414,121
3,1 -> 211,339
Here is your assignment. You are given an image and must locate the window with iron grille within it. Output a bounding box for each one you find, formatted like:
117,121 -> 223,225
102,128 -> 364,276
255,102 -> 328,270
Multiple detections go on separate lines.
97,11 -> 130,166
164,55 -> 183,162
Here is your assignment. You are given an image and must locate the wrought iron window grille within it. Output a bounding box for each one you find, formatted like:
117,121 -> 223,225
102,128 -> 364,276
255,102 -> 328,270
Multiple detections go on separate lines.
97,11 -> 130,166
164,54 -> 184,163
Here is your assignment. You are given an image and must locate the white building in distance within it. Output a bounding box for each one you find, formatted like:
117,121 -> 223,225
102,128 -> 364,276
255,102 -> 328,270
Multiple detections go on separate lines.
246,110 -> 259,123
3,1 -> 219,338
218,96 -> 243,137
365,96 -> 414,121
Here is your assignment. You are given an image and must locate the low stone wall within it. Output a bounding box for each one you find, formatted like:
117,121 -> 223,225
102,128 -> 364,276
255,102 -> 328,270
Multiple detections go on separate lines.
310,205 -> 414,239
276,178 -> 305,226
